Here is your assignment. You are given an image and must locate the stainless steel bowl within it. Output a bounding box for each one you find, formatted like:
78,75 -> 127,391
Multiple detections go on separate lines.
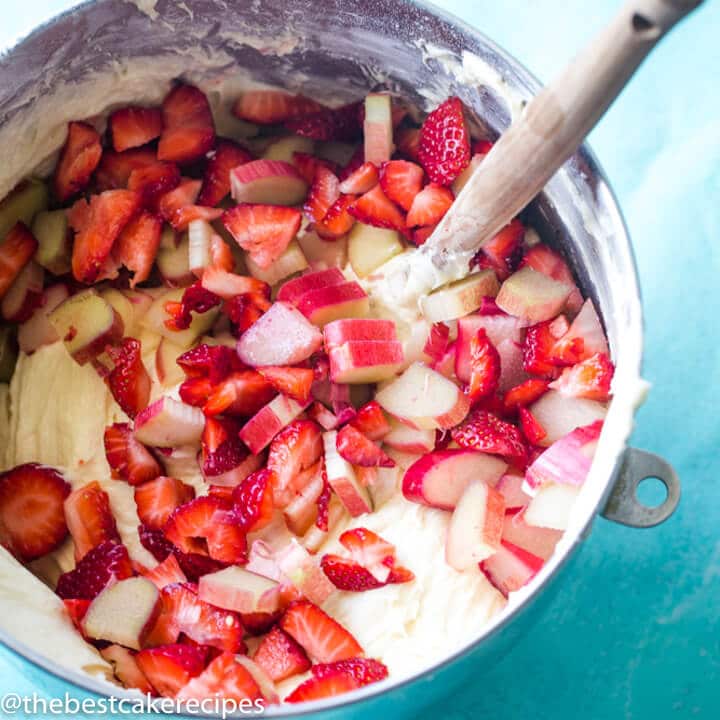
0,0 -> 680,716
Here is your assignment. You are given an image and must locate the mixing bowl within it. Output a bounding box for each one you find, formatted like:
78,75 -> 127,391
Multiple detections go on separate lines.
0,0 -> 681,716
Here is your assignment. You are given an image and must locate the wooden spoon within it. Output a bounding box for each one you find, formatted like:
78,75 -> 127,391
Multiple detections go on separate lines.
371,0 -> 705,310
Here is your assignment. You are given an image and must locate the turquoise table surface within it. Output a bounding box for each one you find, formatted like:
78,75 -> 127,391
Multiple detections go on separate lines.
1,1 -> 718,718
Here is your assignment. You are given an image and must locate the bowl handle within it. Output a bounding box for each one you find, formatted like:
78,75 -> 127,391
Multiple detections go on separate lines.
601,448 -> 680,528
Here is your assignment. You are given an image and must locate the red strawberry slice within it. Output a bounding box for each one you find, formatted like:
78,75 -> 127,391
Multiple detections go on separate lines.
502,379 -> 550,410
521,244 -> 579,296
474,218 -> 525,280
165,496 -> 247,564
379,160 -> 424,211
159,583 -> 244,653
157,178 -> 200,226
257,366 -> 315,403
406,183 -> 454,227
418,97 -> 470,186
285,669 -> 359,702
106,338 -> 151,419
305,165 -> 340,223
348,185 -> 406,232
522,320 -> 564,379
518,407 -> 547,445
222,204 -> 301,270
349,400 -> 390,440
395,127 -> 421,161
315,194 -> 357,239
134,476 -> 195,530
198,139 -> 253,207
233,90 -> 323,125
239,610 -> 282,636
64,599 -> 91,632
202,417 -> 234,455
0,222 -> 38,300
451,410 -> 528,462
95,148 -> 157,191
285,102 -> 362,142
142,554 -> 188,590
201,267 -> 270,302
177,343 -> 239,383
178,376 -> 214,407
176,652 -> 263,702
53,121 -> 103,202
252,626 -> 311,682
315,467 -> 332,531
231,468 -> 275,533
266,420 -> 323,507
473,139 -> 494,155
104,423 -> 163,486
335,425 -> 395,468
56,541 -> 133,600
68,189 -> 142,283
549,352 -> 614,402
170,205 -> 223,232
312,657 -> 388,686
338,527 -> 394,570
338,162 -> 378,195
320,555 -> 385,591
127,162 -> 181,212
203,371 -> 275,417
64,481 -> 120,561
163,281 -> 221,332
114,211 -> 163,288
0,463 -> 71,561
280,600 -> 363,663
136,643 -> 206,697
293,152 -> 339,185
158,84 -> 215,164
410,224 -> 436,246
467,328 -> 501,403
109,107 -> 163,153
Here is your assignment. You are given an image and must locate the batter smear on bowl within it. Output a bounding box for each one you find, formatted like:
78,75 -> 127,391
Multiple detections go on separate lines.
0,85 -> 613,703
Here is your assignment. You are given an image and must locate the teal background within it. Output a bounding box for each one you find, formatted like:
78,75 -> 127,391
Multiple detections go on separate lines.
1,1 -> 718,718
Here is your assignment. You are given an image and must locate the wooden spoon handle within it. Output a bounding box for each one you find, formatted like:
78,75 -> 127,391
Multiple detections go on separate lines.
426,0 -> 704,262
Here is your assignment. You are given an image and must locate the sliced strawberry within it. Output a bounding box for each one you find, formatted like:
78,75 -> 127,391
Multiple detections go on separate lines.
157,178 -> 200,226
320,555 -> 384,591
95,148 -> 157,191
134,476 -> 195,530
158,84 -> 215,164
338,527 -> 393,570
335,425 -> 394,468
410,224 -> 436,246
165,496 -> 247,564
502,379 -> 550,410
418,97 -> 470,186
64,599 -> 91,632
223,293 -> 269,334
68,189 -> 141,283
285,670 -> 359,702
114,211 -> 163,288
64,481 -> 120,560
280,599 -> 363,663
110,107 -> 163,153
348,185 -> 406,232
239,610 -> 282,636
349,400 -> 390,440
293,152 -> 339,185
395,127 -> 421,161
198,139 -> 252,207
159,583 -> 244,652
257,366 -> 314,403
171,205 -> 223,233
56,541 -> 133,600
549,352 -> 614,401
231,468 -> 275,532
176,652 -> 263,702
379,160 -> 424,211
222,204 -> 301,270
315,466 -> 332,532
451,410 -> 528,462
467,328 -> 501,403
522,320 -> 564,379
312,657 -> 388,686
127,162 -> 181,212
338,162 -> 378,195
163,281 -> 221,331
315,194 -> 357,239
285,102 -> 362,142
0,463 -> 70,561
106,338 -> 151,419
0,223 -> 38,300
177,343 -> 239,383
266,420 -> 323,507
135,643 -> 206,697
305,165 -> 341,223
54,121 -> 103,202
521,243 -> 578,291
473,139 -> 495,155
203,371 -> 275,417
142,554 -> 188,590
252,626 -> 311,682
233,90 -> 323,124
518,407 -> 547,445
406,183 -> 454,227
473,219 -> 525,280
104,423 -> 162,486
179,376 -> 215,407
